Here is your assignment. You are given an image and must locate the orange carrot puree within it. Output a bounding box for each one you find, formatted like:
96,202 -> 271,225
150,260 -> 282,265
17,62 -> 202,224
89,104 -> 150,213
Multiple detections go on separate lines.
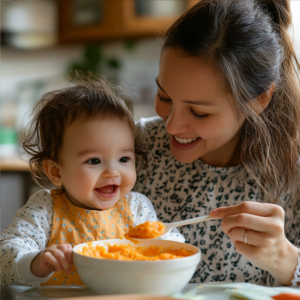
78,243 -> 194,261
272,294 -> 300,300
123,234 -> 140,245
126,221 -> 165,239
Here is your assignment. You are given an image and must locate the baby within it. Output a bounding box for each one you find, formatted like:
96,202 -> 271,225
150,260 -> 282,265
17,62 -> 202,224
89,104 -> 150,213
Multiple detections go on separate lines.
0,73 -> 184,287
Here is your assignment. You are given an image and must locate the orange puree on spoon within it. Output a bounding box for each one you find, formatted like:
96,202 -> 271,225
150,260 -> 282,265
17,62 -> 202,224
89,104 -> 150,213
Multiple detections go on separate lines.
78,243 -> 194,261
125,221 -> 165,239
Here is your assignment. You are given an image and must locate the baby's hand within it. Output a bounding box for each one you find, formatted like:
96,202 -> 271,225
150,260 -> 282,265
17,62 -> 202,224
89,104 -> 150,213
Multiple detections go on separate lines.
31,244 -> 73,277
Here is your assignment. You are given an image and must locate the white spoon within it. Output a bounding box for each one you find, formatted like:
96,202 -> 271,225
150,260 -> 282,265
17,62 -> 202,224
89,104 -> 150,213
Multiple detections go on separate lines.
134,215 -> 217,240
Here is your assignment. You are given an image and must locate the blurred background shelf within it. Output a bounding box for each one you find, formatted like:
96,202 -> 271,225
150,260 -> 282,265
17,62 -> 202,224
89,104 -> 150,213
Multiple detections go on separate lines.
1,0 -> 199,48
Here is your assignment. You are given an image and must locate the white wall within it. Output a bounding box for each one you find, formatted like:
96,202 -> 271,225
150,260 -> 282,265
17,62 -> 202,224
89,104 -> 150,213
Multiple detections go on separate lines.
0,39 -> 160,125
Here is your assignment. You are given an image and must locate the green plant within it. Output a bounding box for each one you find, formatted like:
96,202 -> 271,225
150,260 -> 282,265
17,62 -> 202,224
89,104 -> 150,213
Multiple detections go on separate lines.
68,44 -> 122,76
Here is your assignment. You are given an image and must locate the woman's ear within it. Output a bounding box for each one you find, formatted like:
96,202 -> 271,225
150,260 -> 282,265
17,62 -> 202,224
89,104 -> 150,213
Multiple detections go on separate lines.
43,160 -> 63,187
254,84 -> 275,114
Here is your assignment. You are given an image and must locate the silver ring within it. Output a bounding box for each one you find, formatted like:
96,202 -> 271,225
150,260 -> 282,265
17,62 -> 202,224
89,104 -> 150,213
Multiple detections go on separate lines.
244,230 -> 248,244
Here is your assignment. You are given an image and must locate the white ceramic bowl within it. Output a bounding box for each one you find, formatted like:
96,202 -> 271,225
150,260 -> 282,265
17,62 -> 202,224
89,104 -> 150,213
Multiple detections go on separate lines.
73,239 -> 201,296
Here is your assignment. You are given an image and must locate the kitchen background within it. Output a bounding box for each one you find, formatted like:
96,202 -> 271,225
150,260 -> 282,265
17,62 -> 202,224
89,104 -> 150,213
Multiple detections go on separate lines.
1,0 -> 300,232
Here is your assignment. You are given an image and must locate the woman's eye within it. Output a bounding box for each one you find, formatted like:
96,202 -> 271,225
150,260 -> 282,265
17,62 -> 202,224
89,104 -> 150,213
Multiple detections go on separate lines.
119,157 -> 130,163
157,92 -> 171,102
87,158 -> 101,165
190,109 -> 209,119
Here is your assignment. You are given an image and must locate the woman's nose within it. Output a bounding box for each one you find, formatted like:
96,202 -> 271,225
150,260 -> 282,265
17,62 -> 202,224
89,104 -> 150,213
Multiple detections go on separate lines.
165,108 -> 189,135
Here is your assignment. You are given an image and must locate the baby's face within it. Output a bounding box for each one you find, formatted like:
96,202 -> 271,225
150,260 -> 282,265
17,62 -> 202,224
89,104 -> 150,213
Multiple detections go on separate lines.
57,117 -> 136,210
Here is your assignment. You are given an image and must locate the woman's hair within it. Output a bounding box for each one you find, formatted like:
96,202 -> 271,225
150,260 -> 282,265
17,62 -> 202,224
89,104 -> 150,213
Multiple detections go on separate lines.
162,0 -> 300,205
22,72 -> 143,187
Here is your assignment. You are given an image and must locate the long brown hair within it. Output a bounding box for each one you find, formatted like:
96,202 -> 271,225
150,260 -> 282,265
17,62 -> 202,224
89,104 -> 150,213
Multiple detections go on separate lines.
162,0 -> 300,205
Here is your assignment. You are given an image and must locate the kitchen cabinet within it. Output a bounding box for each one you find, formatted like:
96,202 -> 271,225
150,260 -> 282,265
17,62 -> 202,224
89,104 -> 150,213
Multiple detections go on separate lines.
58,0 -> 200,43
1,157 -> 51,231
1,171 -> 31,231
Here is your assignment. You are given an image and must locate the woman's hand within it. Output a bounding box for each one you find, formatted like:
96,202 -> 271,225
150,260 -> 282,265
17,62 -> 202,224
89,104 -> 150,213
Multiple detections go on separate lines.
31,244 -> 73,277
210,202 -> 298,285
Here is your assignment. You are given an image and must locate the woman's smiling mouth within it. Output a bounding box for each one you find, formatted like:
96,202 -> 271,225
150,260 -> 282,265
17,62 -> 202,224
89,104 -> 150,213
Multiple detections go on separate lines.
172,135 -> 201,150
174,136 -> 199,144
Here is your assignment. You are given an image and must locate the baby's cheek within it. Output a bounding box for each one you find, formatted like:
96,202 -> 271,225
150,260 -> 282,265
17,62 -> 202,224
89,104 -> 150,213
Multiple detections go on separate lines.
123,169 -> 137,192
72,174 -> 93,194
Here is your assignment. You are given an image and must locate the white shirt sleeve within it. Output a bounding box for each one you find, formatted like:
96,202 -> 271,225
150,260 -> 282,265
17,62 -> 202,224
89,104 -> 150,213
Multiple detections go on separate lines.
126,191 -> 185,243
0,190 -> 54,287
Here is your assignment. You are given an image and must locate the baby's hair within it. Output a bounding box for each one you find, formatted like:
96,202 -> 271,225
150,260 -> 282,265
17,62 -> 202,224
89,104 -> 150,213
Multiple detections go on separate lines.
22,72 -> 143,187
162,0 -> 300,205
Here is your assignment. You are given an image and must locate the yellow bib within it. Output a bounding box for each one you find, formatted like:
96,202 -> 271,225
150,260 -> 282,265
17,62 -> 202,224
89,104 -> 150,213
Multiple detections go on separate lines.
42,188 -> 134,285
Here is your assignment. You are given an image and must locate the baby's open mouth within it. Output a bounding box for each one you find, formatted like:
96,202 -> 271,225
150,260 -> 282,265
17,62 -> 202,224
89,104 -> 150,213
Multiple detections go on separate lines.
96,185 -> 117,194
95,185 -> 119,199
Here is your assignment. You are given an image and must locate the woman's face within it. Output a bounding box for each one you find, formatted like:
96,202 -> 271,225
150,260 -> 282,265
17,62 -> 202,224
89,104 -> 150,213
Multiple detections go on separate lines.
155,48 -> 245,167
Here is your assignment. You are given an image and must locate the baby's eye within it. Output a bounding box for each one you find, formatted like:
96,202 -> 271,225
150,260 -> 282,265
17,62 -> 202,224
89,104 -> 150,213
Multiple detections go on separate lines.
87,158 -> 101,165
119,157 -> 130,163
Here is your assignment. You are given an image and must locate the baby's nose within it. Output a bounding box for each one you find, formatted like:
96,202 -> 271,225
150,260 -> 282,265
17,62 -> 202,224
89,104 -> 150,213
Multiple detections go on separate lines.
102,168 -> 120,178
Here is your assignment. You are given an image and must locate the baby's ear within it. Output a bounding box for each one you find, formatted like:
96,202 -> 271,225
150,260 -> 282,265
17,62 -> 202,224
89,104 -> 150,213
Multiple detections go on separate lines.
43,160 -> 62,187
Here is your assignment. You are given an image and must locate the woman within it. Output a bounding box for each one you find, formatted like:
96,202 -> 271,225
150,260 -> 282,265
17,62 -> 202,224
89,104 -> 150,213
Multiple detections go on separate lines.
134,0 -> 300,286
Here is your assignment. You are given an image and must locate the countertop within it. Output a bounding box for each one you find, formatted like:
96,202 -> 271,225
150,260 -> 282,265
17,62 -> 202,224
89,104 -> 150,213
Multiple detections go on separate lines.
6,283 -> 300,300
4,284 -> 198,300
0,156 -> 30,172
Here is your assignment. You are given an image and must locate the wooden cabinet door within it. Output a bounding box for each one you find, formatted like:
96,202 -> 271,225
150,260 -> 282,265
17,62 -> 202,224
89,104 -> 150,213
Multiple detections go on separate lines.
58,0 -> 201,43
121,0 -> 190,37
58,0 -> 123,43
